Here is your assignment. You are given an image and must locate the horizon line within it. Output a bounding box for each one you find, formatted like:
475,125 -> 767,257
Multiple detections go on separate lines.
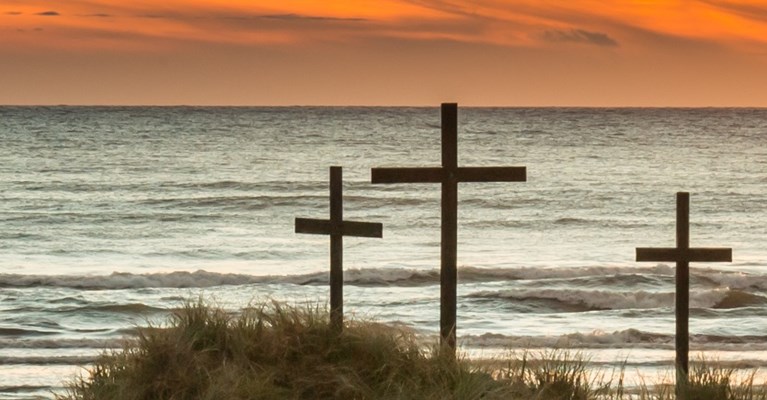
2,103 -> 767,109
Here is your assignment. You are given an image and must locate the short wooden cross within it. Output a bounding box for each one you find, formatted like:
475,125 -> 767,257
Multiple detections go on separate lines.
371,103 -> 526,352
295,166 -> 383,332
636,192 -> 732,397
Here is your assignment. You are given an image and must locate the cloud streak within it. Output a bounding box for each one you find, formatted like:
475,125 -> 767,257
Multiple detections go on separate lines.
699,0 -> 767,22
35,11 -> 60,16
258,13 -> 368,22
538,28 -> 619,47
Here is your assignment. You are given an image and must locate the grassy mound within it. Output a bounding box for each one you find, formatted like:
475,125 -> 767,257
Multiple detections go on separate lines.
59,301 -> 767,400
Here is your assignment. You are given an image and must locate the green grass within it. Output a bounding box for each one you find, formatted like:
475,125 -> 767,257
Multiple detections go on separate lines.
58,301 -> 767,400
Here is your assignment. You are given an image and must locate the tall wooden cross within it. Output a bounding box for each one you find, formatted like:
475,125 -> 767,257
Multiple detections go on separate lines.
295,166 -> 383,332
636,192 -> 732,397
371,103 -> 526,352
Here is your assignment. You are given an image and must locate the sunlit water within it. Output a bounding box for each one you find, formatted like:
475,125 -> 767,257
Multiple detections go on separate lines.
1,107 -> 765,397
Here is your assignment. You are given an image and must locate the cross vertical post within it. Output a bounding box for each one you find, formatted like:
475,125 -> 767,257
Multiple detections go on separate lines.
329,167 -> 343,331
372,103 -> 526,353
676,192 -> 690,387
441,103 -> 458,349
636,192 -> 732,399
296,166 -> 383,332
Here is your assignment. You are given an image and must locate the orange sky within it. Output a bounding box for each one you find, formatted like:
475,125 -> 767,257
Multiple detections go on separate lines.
2,0 -> 767,106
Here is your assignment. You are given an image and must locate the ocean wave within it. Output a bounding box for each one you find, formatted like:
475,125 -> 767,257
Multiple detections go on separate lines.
714,290 -> 767,309
0,266 -> 654,290
0,355 -> 98,365
467,288 -> 767,312
135,194 -> 428,210
461,329 -> 671,349
541,273 -> 667,289
0,328 -> 57,337
697,270 -> 767,291
163,180 -> 322,192
458,265 -> 676,282
0,271 -> 269,290
0,269 -> 444,289
341,268 -> 440,286
0,338 -> 124,349
136,195 -> 325,210
460,329 -> 767,350
553,217 -> 591,226
10,180 -> 330,194
72,303 -> 167,314
0,385 -> 55,394
549,217 -> 653,229
459,265 -> 767,291
1,265 -> 765,291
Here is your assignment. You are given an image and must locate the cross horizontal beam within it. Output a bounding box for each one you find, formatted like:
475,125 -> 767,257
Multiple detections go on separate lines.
636,247 -> 733,262
459,167 -> 527,182
372,167 -> 443,183
372,166 -> 526,184
295,218 -> 383,238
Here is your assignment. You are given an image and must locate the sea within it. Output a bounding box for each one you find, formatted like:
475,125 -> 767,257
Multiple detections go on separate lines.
0,106 -> 765,398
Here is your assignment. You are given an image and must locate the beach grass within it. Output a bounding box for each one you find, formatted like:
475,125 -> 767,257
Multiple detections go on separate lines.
58,300 -> 767,400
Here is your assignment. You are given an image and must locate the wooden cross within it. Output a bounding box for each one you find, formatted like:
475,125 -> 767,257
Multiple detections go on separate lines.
295,166 -> 383,332
636,192 -> 731,397
371,103 -> 526,352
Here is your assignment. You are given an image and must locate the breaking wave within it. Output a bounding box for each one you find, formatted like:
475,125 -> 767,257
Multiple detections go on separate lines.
460,329 -> 767,350
0,337 -> 123,349
0,355 -> 98,365
72,303 -> 167,313
467,288 -> 767,311
0,328 -> 57,337
1,264 -> 765,291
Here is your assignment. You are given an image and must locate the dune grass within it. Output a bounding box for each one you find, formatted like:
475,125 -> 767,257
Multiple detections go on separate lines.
59,300 -> 767,400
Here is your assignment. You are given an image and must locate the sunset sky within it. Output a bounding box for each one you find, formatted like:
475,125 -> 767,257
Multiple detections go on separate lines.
2,1 -> 767,106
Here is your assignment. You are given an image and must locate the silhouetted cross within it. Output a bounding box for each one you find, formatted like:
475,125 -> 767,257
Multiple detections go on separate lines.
295,166 -> 383,332
636,192 -> 731,397
371,103 -> 526,352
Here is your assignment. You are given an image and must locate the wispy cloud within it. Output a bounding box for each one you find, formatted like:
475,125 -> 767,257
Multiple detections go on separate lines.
35,11 -> 60,16
258,13 -> 368,22
699,0 -> 767,22
130,11 -> 369,23
6,11 -> 23,15
538,28 -> 619,47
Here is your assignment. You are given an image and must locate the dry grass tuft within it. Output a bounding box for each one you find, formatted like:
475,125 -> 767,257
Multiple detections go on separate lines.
58,300 -> 767,400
